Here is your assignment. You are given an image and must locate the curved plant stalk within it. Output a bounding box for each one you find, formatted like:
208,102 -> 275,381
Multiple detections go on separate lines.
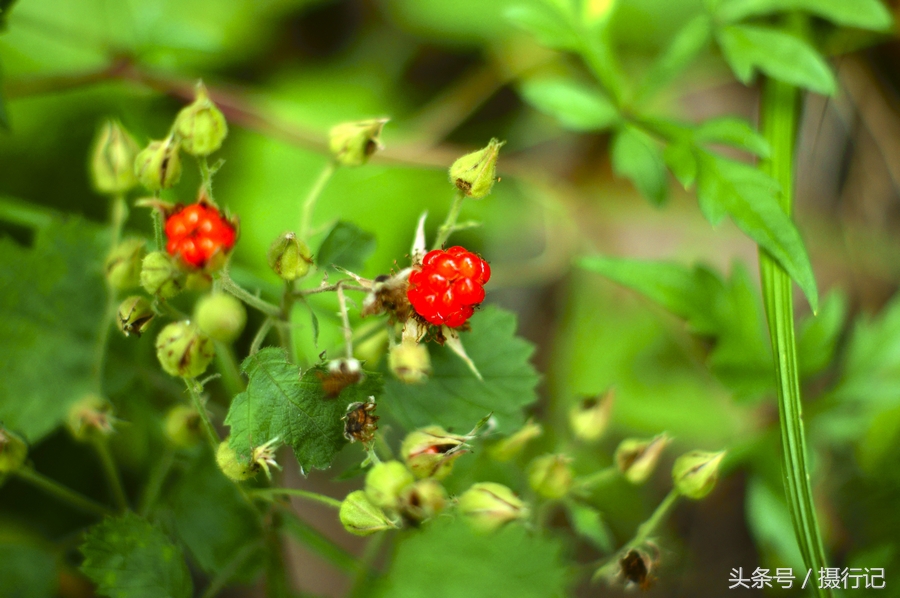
758,78 -> 830,597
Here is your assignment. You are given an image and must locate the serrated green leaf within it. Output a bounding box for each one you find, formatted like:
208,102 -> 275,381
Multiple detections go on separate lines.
0,541 -> 57,598
0,218 -> 107,442
80,513 -> 192,598
505,3 -> 579,50
636,15 -> 713,102
374,519 -> 567,598
718,0 -> 892,31
611,125 -> 668,205
694,117 -> 770,157
383,306 -> 539,434
155,452 -> 264,582
718,25 -> 835,95
226,348 -> 383,472
696,152 -> 818,312
519,77 -> 619,132
316,220 -> 376,271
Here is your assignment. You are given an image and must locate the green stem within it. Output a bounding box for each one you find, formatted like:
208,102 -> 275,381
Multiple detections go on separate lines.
202,541 -> 263,598
185,379 -> 221,452
138,446 -> 176,516
758,78 -> 830,597
433,191 -> 465,249
279,509 -> 360,574
250,488 -> 342,510
217,269 -> 282,318
281,280 -> 296,362
250,318 -> 275,355
298,161 -> 337,240
198,156 -> 213,198
214,341 -> 245,396
348,532 -> 387,598
152,208 -> 164,251
572,466 -> 618,495
93,438 -> 129,511
92,194 -> 128,391
14,468 -> 114,518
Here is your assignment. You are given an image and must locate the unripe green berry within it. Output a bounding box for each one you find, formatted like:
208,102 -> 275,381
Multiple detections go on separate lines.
458,482 -> 528,533
135,136 -> 182,191
90,119 -> 140,194
141,251 -> 186,299
388,340 -> 431,384
400,426 -> 467,480
527,453 -> 573,499
194,293 -> 246,343
328,118 -> 388,167
340,490 -> 398,536
365,460 -> 415,511
174,82 -> 228,156
155,321 -> 214,378
117,295 -> 155,338
216,440 -> 256,481
448,138 -> 504,199
104,238 -> 146,290
398,478 -> 447,524
0,428 -> 28,475
267,232 -> 312,281
672,450 -> 726,500
164,405 -> 203,449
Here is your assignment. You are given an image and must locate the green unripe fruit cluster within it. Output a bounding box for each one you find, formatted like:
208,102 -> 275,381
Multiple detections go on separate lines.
448,138 -> 504,199
135,136 -> 182,191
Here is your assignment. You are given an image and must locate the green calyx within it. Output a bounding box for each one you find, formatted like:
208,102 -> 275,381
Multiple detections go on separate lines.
135,136 -> 182,191
448,138 -> 505,199
267,232 -> 312,281
174,82 -> 228,157
90,119 -> 140,195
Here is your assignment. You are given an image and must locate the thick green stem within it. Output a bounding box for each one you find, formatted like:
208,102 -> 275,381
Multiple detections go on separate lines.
217,269 -> 282,318
758,78 -> 830,597
93,438 -> 129,511
433,191 -> 465,249
299,161 -> 336,240
250,487 -> 342,510
185,379 -> 221,452
14,468 -> 114,518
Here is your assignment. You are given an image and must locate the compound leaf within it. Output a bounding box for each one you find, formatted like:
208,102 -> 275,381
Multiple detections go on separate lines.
611,124 -> 668,206
519,77 -> 619,132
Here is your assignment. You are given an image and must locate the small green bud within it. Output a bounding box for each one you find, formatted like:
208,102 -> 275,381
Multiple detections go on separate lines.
116,295 -> 156,337
400,426 -> 468,480
569,390 -> 614,443
140,251 -> 186,299
527,453 -> 574,499
398,478 -> 447,524
365,460 -> 415,511
155,321 -> 214,378
67,394 -> 116,441
672,450 -> 726,500
615,434 -> 670,485
135,136 -> 182,191
329,118 -> 388,167
174,82 -> 228,156
104,238 -> 146,290
216,440 -> 256,481
90,120 -> 140,194
194,293 -> 246,343
458,482 -> 528,533
267,232 -> 312,281
488,419 -> 542,462
0,428 -> 28,474
164,405 -> 203,448
340,490 -> 398,536
448,138 -> 504,199
388,339 -> 431,384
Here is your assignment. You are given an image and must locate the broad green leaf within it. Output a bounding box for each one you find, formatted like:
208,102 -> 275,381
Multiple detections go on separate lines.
374,519 -> 567,598
696,152 -> 818,312
383,306 -> 539,434
718,25 -> 835,95
694,117 -> 770,157
718,0 -> 892,31
636,15 -> 713,102
505,3 -> 578,50
663,143 -> 698,188
611,125 -> 668,206
566,501 -> 614,552
316,220 -> 376,271
80,513 -> 192,598
797,291 -> 846,378
519,77 -> 619,131
0,541 -> 57,598
0,218 -> 107,443
155,452 -> 264,582
226,348 -> 384,473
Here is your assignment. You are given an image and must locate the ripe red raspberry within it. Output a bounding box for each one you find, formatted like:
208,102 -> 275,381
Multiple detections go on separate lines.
164,201 -> 236,269
407,246 -> 490,328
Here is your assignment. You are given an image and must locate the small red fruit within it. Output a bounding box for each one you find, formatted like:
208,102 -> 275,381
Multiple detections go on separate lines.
408,247 -> 489,328
165,201 -> 236,269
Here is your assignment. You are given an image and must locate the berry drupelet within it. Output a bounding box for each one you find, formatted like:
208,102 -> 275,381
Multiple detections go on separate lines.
165,201 -> 236,269
407,246 -> 490,328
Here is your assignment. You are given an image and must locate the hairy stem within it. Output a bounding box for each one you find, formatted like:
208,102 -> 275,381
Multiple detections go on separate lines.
336,283 -> 354,359
249,487 -> 342,510
250,318 -> 275,355
185,379 -> 221,452
433,191 -> 465,249
14,468 -> 114,518
214,341 -> 245,396
217,269 -> 282,318
299,161 -> 337,240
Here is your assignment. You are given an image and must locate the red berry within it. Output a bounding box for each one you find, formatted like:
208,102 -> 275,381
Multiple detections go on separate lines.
407,246 -> 489,328
164,202 -> 236,269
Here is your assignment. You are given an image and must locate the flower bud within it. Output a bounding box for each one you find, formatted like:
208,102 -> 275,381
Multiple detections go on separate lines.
488,419 -> 542,462
448,138 -> 504,199
388,339 -> 431,384
194,293 -> 246,343
458,482 -> 528,533
267,232 -> 312,281
135,136 -> 182,191
328,118 -> 388,167
67,394 -> 115,441
164,405 -> 202,448
0,428 -> 28,474
365,460 -> 415,511
104,238 -> 146,290
116,295 -> 155,337
90,120 -> 140,194
340,490 -> 398,536
398,478 -> 447,524
216,440 -> 255,481
141,251 -> 186,299
672,450 -> 726,500
527,453 -> 574,499
569,390 -> 614,443
155,321 -> 214,378
615,434 -> 670,485
174,82 -> 228,156
400,426 -> 468,480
